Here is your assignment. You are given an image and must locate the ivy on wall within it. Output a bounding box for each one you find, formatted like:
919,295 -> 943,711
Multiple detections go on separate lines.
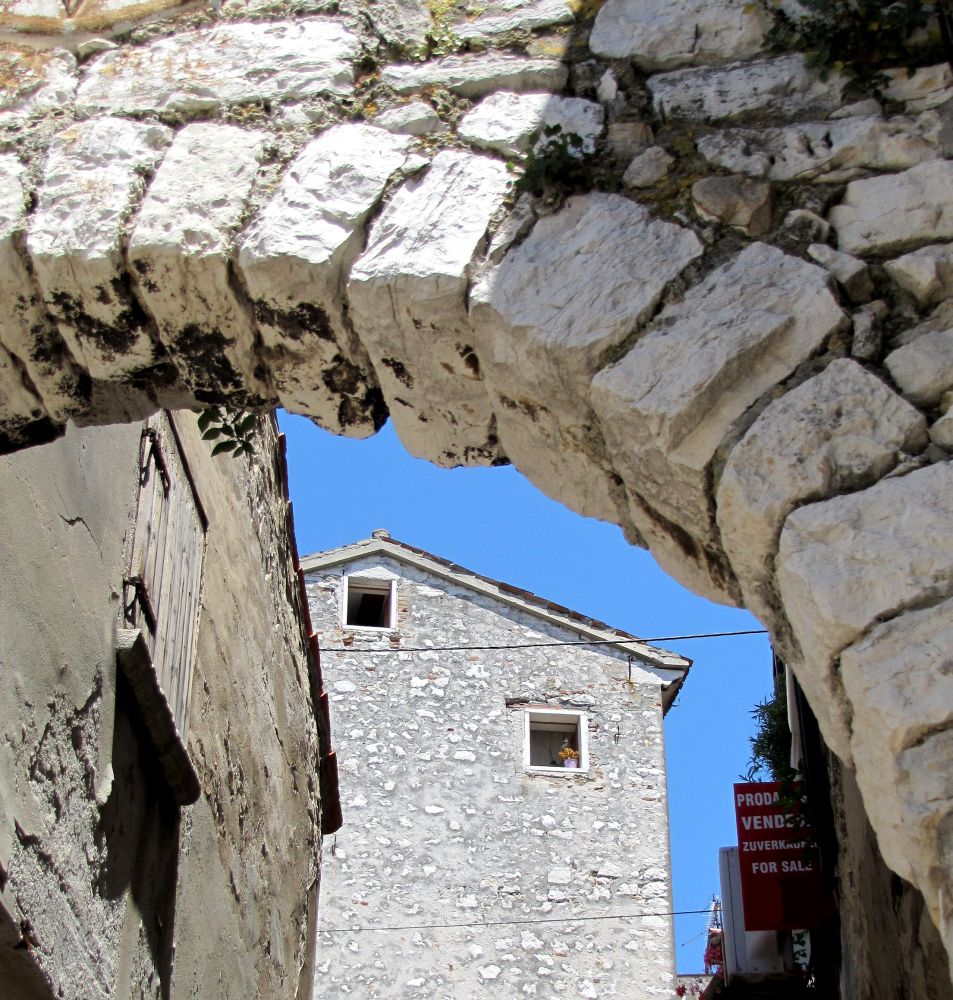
759,0 -> 951,94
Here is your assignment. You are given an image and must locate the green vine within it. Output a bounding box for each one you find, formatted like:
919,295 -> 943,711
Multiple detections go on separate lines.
512,125 -> 593,197
197,408 -> 258,458
760,0 -> 946,96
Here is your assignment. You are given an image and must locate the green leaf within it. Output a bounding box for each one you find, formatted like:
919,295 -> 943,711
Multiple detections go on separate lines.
201,426 -> 224,440
236,413 -> 258,436
211,439 -> 238,456
197,408 -> 217,433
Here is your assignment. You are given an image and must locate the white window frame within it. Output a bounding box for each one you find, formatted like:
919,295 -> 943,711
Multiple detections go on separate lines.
523,708 -> 589,775
341,576 -> 397,631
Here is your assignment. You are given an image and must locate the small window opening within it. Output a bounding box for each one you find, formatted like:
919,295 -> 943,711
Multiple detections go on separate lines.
524,709 -> 588,773
345,578 -> 394,629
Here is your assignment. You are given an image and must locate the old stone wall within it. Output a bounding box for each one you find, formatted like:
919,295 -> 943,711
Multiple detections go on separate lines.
1,0 -> 952,984
306,553 -> 678,998
0,414 -> 322,998
830,758 -> 953,1000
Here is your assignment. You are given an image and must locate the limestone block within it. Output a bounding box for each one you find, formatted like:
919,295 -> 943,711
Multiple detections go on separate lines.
597,70 -> 618,103
591,243 -> 845,596
807,243 -> 872,303
884,311 -> 953,407
829,160 -> 953,255
374,102 -> 442,135
364,0 -> 431,52
607,121 -> 654,159
451,0 -> 574,43
0,46 -> 76,128
589,0 -> 769,71
716,359 -> 927,627
458,91 -> 603,157
648,54 -> 844,124
931,403 -> 953,448
76,21 -> 358,116
347,150 -> 512,466
851,300 -> 887,361
840,601 -> 953,957
0,154 -> 81,423
884,63 -> 953,111
27,118 -> 172,383
382,53 -> 567,98
829,97 -> 882,119
129,124 -> 269,407
883,243 -> 953,304
778,461 -> 953,683
691,175 -> 772,235
469,193 -> 702,524
0,337 -> 45,446
238,124 -> 418,435
780,208 -> 830,247
622,146 -> 673,189
696,115 -> 938,183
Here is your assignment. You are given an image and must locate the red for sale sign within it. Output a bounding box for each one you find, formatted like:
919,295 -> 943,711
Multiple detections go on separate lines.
734,781 -> 833,931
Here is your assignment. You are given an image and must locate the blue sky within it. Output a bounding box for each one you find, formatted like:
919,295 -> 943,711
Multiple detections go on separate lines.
281,413 -> 773,973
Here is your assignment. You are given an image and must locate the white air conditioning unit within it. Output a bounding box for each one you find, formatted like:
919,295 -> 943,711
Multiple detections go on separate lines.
718,848 -> 790,981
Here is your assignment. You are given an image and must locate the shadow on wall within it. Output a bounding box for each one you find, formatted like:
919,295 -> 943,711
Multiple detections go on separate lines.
98,671 -> 181,1000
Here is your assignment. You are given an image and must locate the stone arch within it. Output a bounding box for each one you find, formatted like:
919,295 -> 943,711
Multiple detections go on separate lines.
1,0 -> 952,982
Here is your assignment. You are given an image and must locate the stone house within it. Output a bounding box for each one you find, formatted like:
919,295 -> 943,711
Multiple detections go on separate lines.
303,531 -> 691,999
0,413 -> 339,999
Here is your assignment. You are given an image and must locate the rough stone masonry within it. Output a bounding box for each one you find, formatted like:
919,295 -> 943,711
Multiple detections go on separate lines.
1,0 -> 952,984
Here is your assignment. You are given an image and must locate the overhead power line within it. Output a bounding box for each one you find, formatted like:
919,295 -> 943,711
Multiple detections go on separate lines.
321,628 -> 768,654
319,906 -> 713,934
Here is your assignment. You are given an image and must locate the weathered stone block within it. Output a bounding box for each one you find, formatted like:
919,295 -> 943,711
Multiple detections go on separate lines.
0,46 -> 76,128
717,359 -> 927,626
470,193 -> 702,524
622,146 -> 673,188
885,63 -> 953,111
451,0 -> 574,43
76,21 -> 358,116
27,118 -> 172,384
648,54 -> 844,123
589,0 -> 768,70
931,403 -> 953,448
0,153 -> 81,424
373,102 -> 442,135
807,243 -> 873,302
885,306 -> 953,407
691,175 -> 772,235
382,52 -> 567,98
129,124 -> 268,406
458,91 -> 603,157
829,160 -> 953,255
884,243 -> 953,304
363,0 -> 431,52
840,600 -> 953,965
238,124 -> 418,435
347,150 -> 512,466
778,461 -> 953,681
696,115 -> 939,183
591,243 -> 845,598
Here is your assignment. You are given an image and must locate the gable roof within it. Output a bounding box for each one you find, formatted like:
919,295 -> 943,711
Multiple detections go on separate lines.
300,530 -> 691,709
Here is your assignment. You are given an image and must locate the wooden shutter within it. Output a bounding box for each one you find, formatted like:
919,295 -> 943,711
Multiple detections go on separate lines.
125,417 -> 205,741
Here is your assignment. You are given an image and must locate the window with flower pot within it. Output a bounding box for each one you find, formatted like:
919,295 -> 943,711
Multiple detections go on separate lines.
343,576 -> 396,630
524,708 -> 588,774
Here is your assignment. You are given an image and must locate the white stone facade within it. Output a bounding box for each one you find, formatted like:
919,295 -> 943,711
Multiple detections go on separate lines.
2,0 -> 953,988
303,537 -> 688,999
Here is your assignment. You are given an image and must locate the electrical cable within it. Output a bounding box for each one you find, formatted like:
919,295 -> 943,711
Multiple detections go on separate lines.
320,906 -> 713,934
321,628 -> 767,654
